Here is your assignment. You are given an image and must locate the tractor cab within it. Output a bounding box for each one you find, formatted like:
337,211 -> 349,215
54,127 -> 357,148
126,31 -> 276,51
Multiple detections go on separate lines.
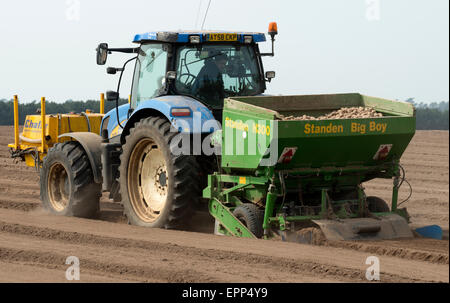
96,26 -> 278,121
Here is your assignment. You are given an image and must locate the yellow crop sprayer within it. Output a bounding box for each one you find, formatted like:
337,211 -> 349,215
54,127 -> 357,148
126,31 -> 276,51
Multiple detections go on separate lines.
9,95 -> 105,168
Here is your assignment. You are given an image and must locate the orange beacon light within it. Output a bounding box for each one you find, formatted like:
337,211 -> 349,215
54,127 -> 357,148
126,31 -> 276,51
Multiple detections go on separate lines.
268,22 -> 278,37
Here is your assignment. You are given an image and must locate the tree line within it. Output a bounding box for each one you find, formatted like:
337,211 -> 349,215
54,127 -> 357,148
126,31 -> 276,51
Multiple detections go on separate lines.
0,98 -> 448,130
406,99 -> 449,130
0,98 -> 128,126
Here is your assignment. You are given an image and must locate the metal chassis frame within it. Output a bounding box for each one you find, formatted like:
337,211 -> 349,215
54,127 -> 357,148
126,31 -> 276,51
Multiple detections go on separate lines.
203,161 -> 408,239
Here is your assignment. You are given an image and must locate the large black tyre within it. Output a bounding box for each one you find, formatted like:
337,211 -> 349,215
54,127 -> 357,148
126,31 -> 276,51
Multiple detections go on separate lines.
367,196 -> 390,212
40,141 -> 101,218
119,116 -> 201,229
233,203 -> 264,238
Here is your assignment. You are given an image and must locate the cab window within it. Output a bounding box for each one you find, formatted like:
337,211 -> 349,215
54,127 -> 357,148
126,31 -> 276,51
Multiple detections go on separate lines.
174,44 -> 263,109
131,44 -> 168,108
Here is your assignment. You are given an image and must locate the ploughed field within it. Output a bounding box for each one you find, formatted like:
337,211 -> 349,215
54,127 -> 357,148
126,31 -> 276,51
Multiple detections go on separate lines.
0,126 -> 448,282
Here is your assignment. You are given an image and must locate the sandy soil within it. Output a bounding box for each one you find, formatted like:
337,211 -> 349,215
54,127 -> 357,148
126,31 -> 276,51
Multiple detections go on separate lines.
0,126 -> 448,282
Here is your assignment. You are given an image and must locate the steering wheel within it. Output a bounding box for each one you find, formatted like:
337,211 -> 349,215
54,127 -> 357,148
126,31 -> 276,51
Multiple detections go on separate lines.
234,77 -> 255,95
178,73 -> 197,87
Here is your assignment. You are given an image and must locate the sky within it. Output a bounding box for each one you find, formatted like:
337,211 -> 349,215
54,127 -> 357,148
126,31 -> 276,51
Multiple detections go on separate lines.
0,0 -> 448,104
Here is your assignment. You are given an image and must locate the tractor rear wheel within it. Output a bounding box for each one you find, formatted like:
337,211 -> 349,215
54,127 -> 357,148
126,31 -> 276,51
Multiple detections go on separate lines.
40,141 -> 101,218
367,196 -> 390,213
119,117 -> 200,229
233,203 -> 264,238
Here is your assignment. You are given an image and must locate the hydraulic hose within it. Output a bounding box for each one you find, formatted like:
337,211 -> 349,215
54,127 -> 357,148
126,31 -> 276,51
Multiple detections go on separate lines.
116,56 -> 137,129
80,112 -> 91,132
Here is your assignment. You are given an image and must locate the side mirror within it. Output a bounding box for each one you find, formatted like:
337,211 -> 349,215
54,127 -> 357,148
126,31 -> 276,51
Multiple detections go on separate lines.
265,71 -> 276,82
96,43 -> 109,65
106,91 -> 119,102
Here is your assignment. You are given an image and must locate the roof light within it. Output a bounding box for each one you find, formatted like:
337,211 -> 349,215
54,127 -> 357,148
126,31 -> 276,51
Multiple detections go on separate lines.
268,22 -> 278,36
244,35 -> 253,44
265,71 -> 276,82
171,108 -> 192,117
189,35 -> 201,44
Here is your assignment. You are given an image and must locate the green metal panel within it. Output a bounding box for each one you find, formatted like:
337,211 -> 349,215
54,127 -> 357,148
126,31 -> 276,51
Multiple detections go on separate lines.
221,94 -> 415,171
361,95 -> 415,116
276,117 -> 415,169
229,93 -> 415,117
230,93 -> 363,114
221,100 -> 276,170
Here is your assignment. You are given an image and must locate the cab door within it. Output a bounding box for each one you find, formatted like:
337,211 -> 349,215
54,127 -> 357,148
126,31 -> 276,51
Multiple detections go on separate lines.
130,43 -> 169,109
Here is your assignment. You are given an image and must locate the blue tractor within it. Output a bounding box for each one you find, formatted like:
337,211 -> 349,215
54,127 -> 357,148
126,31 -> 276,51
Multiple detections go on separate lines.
39,24 -> 279,228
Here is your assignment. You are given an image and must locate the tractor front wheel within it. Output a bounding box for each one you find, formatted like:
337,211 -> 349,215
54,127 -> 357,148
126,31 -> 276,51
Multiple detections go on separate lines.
40,141 -> 101,218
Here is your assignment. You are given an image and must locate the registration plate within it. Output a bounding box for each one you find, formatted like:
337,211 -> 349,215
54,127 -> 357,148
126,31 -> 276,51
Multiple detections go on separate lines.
208,33 -> 238,42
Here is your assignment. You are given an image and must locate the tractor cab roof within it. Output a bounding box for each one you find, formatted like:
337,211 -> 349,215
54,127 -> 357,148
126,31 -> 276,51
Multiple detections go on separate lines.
133,31 -> 266,44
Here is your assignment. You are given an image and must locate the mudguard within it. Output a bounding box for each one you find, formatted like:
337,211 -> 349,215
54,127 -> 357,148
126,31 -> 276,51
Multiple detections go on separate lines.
102,103 -> 130,138
58,132 -> 103,184
129,95 -> 219,133
103,96 -> 220,142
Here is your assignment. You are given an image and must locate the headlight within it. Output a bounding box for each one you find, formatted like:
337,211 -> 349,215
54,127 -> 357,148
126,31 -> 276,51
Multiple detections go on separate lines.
244,35 -> 253,44
189,35 -> 201,44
